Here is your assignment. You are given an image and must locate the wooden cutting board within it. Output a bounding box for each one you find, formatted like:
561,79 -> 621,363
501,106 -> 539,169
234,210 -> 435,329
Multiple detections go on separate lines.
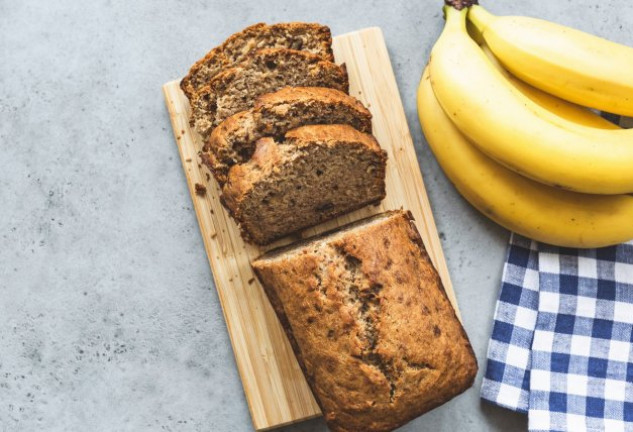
163,27 -> 459,431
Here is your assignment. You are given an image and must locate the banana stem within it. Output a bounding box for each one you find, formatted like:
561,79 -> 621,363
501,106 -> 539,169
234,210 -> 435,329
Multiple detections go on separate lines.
444,5 -> 468,31
444,0 -> 478,10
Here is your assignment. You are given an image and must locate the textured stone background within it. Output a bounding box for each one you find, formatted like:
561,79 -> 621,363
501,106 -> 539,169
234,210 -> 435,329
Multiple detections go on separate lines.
2,0 -> 632,430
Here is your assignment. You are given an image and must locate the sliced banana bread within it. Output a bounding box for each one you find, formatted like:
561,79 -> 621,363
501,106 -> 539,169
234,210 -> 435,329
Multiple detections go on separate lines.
203,87 -> 373,185
189,49 -> 349,139
180,23 -> 334,99
252,210 -> 477,432
221,124 -> 387,245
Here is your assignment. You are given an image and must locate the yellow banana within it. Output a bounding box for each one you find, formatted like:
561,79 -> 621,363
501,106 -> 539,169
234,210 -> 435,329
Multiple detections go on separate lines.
469,14 -> 618,131
429,6 -> 633,195
469,5 -> 633,116
479,44 -> 619,130
417,67 -> 633,248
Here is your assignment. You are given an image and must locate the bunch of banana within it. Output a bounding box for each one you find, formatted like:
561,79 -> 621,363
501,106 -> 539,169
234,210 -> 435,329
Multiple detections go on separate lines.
418,1 -> 633,248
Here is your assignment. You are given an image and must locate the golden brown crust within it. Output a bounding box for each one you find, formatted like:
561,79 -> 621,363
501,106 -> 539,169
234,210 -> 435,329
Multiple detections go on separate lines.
180,22 -> 334,99
252,211 -> 478,431
284,124 -> 382,153
203,110 -> 252,154
254,86 -> 367,113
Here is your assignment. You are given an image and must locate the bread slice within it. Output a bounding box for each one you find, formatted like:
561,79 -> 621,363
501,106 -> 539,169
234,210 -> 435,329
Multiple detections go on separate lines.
189,49 -> 349,140
203,87 -> 373,185
180,23 -> 334,99
221,124 -> 387,245
252,210 -> 477,432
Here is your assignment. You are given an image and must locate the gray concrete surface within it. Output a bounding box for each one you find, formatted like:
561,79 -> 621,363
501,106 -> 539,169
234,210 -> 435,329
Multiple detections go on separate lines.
1,0 -> 632,430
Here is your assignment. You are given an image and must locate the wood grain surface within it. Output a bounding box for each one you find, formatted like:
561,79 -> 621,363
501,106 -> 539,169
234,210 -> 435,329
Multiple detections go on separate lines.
163,27 -> 459,431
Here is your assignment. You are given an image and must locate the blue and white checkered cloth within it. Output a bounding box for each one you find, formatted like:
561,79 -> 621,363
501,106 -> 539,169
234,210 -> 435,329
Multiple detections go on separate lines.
481,233 -> 633,432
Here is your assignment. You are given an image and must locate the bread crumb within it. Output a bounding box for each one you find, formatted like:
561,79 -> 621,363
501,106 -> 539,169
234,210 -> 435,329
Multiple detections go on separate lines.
205,173 -> 211,181
247,278 -> 255,285
195,183 -> 207,197
185,158 -> 192,162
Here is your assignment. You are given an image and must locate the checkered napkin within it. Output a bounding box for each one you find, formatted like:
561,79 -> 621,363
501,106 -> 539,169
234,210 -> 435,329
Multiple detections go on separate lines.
481,233 -> 633,431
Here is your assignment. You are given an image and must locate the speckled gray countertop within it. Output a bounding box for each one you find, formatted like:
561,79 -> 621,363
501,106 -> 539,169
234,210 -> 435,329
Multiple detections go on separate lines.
2,0 -> 632,430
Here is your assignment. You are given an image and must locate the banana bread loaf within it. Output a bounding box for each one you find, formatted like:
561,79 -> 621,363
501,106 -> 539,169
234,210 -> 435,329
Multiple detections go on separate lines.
251,210 -> 478,432
189,49 -> 349,140
222,124 -> 387,245
180,22 -> 334,99
203,87 -> 373,185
